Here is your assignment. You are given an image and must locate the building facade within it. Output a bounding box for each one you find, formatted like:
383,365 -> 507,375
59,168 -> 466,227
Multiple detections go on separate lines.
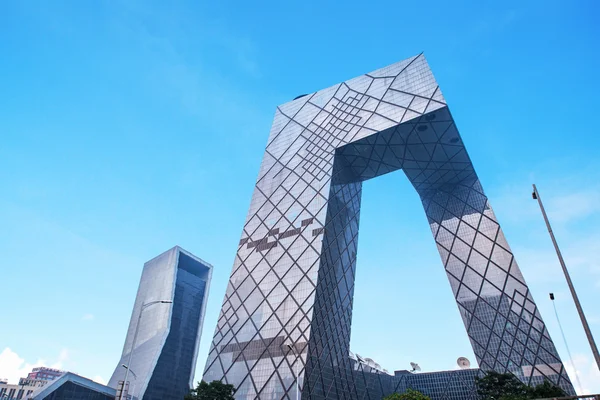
202,54 -> 575,399
26,368 -> 64,382
0,382 -> 40,400
109,246 -> 212,400
347,354 -> 480,400
0,367 -> 63,399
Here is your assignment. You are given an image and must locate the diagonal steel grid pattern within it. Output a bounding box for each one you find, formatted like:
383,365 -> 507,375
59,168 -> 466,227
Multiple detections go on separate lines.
203,54 -> 575,399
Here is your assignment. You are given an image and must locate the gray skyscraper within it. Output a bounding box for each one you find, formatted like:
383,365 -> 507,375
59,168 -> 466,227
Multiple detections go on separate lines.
110,246 -> 212,400
202,54 -> 575,399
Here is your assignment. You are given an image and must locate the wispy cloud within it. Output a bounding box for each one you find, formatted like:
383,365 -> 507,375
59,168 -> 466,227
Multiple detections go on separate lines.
491,171 -> 600,395
0,347 -> 69,384
492,173 -> 600,288
563,353 -> 600,394
108,2 -> 263,121
493,183 -> 600,225
472,8 -> 519,36
587,314 -> 600,325
546,190 -> 600,223
53,348 -> 69,369
81,313 -> 95,322
220,34 -> 260,78
514,233 -> 600,287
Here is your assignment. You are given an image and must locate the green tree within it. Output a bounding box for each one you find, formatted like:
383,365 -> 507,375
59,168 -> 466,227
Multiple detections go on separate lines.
497,396 -> 528,400
476,371 -> 530,400
529,380 -> 566,398
476,371 -> 565,400
185,380 -> 236,400
383,388 -> 431,400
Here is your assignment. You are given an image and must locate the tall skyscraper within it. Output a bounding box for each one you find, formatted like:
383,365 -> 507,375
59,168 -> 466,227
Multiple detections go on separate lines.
109,246 -> 212,400
203,54 -> 575,399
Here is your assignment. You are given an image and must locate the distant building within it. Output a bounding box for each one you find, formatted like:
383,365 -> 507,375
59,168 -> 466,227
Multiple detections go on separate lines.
109,246 -> 212,400
18,378 -> 51,388
346,352 -> 479,400
26,368 -> 63,382
0,381 -> 42,399
0,367 -> 64,399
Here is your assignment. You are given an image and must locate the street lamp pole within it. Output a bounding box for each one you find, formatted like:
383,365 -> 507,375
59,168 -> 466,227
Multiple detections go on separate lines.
121,364 -> 137,400
119,300 -> 172,400
285,344 -> 300,400
532,184 -> 600,371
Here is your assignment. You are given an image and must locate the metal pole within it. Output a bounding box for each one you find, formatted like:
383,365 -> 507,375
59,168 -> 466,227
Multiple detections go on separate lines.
532,184 -> 600,371
296,352 -> 299,400
120,308 -> 142,400
121,365 -> 137,400
286,344 -> 300,400
119,300 -> 172,400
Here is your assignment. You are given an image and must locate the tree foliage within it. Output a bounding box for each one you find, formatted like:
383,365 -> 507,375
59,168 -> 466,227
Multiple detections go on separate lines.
383,388 -> 431,400
476,371 -> 530,399
185,380 -> 236,400
476,371 -> 565,400
529,381 -> 567,398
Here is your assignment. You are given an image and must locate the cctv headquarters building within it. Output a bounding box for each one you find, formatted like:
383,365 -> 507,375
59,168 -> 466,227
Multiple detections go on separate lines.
202,54 -> 575,399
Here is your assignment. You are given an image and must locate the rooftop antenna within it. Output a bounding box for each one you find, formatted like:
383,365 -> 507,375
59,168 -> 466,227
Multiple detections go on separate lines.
409,362 -> 421,373
457,357 -> 471,369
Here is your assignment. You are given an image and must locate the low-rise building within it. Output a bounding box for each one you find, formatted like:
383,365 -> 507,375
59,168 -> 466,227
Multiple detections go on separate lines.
0,381 -> 41,399
0,367 -> 64,399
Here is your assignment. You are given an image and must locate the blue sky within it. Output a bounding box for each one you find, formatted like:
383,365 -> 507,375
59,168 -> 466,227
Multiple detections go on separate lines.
1,0 -> 599,394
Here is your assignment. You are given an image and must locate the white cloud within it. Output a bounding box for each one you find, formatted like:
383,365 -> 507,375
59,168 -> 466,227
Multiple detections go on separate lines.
546,190 -> 600,223
491,173 -> 600,396
0,348 -> 44,384
560,234 -> 600,289
514,236 -> 600,290
0,347 -> 69,384
93,375 -> 107,385
492,179 -> 600,225
499,179 -> 600,287
52,348 -> 69,369
512,247 -> 564,284
586,314 -> 600,325
563,353 -> 600,394
81,313 -> 95,322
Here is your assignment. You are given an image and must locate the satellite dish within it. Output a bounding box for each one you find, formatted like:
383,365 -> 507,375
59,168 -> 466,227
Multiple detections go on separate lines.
410,362 -> 421,372
457,357 -> 471,369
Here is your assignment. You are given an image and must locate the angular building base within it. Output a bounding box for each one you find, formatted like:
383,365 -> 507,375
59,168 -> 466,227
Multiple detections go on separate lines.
31,373 -> 116,400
